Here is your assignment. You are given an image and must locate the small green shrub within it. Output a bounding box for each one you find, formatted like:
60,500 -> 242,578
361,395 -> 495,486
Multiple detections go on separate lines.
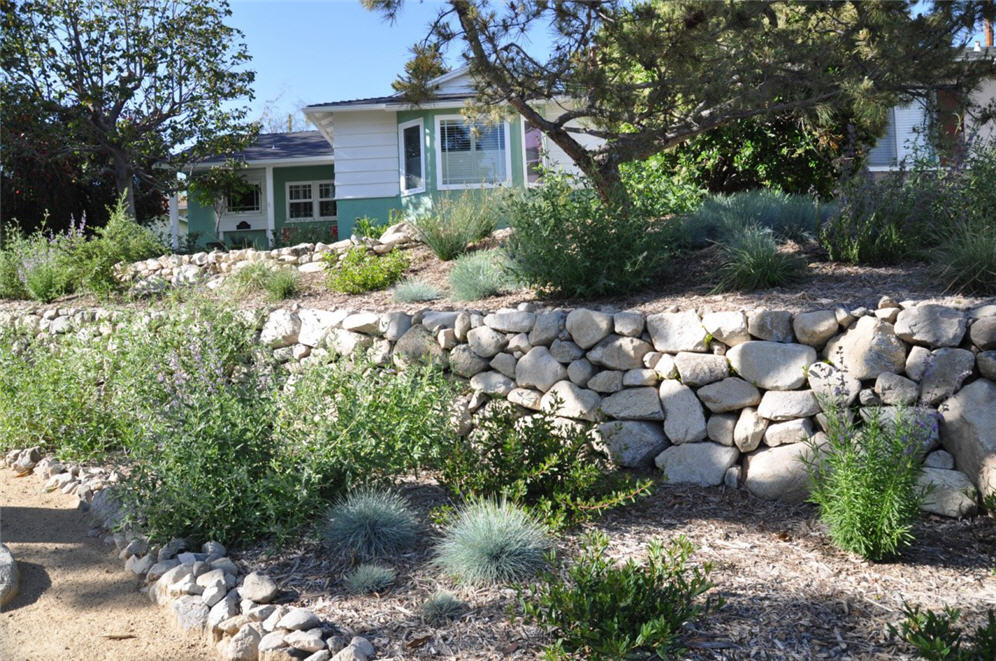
521,531 -> 720,659
932,216 -> 996,295
228,262 -> 300,301
434,499 -> 550,585
354,216 -> 388,240
391,277 -> 442,302
619,154 -> 706,218
325,247 -> 408,293
24,253 -> 72,302
804,405 -> 929,561
264,268 -> 299,301
713,225 -> 807,292
345,563 -> 396,594
448,248 -> 517,301
422,591 -> 465,625
890,603 -> 996,661
413,189 -> 503,260
322,489 -> 417,559
439,405 -> 651,529
506,175 -> 677,298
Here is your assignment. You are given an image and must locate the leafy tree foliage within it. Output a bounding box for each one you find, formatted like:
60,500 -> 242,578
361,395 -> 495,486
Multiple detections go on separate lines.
365,0 -> 995,201
1,0 -> 257,222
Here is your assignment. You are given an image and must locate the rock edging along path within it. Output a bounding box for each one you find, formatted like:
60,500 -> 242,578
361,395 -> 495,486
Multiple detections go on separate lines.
3,296 -> 994,516
2,451 -> 378,661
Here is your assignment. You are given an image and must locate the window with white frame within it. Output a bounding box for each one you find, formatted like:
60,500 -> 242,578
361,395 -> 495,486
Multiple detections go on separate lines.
436,117 -> 510,188
226,183 -> 261,214
399,119 -> 425,194
286,181 -> 336,221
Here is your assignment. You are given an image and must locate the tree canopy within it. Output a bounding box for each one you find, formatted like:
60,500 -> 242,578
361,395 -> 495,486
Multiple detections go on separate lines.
1,0 -> 257,223
366,0 -> 996,200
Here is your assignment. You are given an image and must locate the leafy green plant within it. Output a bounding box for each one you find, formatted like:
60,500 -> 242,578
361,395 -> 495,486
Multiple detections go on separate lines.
804,405 -> 929,561
520,530 -> 720,659
433,499 -> 550,585
344,563 -> 396,594
391,277 -> 442,302
325,246 -> 408,293
505,174 -> 678,298
354,216 -> 388,240
448,248 -> 517,301
890,603 -> 996,661
618,154 -> 705,218
712,225 -> 807,292
322,489 -> 417,560
439,405 -> 651,529
413,189 -> 503,260
422,591 -> 465,625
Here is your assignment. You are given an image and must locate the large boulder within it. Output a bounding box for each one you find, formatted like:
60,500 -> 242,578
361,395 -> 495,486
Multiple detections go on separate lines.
466,326 -> 508,358
449,345 -> 489,378
919,348 -> 975,406
673,352 -> 729,387
646,311 -> 709,353
515,347 -> 568,392
540,381 -> 602,422
260,309 -> 301,349
793,310 -> 838,347
565,309 -> 613,349
756,390 -> 819,421
587,335 -> 653,371
894,304 -> 967,348
743,438 -> 824,502
702,311 -> 750,346
939,379 -> 996,498
917,468 -> 978,518
697,377 -> 761,413
727,341 -> 817,390
654,443 -> 740,487
595,420 -> 668,468
529,310 -> 565,346
825,317 -> 907,380
484,310 -> 536,334
0,543 -> 18,607
747,310 -> 794,342
658,380 -> 707,443
298,309 -> 347,347
599,387 -> 664,421
393,325 -> 446,368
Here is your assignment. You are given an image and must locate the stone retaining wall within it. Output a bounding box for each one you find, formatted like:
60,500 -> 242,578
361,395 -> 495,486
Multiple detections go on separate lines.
3,298 -> 994,517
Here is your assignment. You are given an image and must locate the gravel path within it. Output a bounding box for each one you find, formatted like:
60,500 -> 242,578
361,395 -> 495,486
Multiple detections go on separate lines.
0,469 -> 212,661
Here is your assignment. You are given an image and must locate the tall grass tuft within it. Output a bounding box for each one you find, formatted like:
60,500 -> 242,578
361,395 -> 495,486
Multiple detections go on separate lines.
804,405 -> 929,562
414,189 -> 504,261
712,225 -> 807,292
932,217 -> 996,295
433,499 -> 550,585
448,249 -> 517,301
228,262 -> 300,301
322,488 -> 417,559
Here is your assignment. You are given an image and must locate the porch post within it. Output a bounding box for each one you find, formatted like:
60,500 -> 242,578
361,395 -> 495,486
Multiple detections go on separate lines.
265,165 -> 275,248
168,192 -> 180,252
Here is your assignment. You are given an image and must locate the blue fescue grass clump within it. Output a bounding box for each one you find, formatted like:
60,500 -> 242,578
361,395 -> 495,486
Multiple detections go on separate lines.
448,248 -> 517,301
391,277 -> 442,302
683,188 -> 832,247
433,499 -> 550,585
421,591 -> 466,625
322,488 -> 417,559
344,563 -> 396,594
712,225 -> 807,292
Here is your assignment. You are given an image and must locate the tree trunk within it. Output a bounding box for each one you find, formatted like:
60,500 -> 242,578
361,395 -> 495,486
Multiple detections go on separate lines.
111,150 -> 136,219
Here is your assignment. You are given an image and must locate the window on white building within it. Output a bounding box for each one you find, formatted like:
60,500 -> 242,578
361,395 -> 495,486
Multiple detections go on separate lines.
286,181 -> 336,221
436,117 -> 510,189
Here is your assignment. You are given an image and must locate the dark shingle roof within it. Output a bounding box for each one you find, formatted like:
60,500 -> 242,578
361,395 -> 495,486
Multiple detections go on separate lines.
305,92 -> 473,109
196,131 -> 332,166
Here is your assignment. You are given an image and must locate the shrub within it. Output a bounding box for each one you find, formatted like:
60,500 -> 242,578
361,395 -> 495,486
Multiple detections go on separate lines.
413,189 -> 503,260
712,225 -> 807,292
618,154 -> 706,218
804,405 -> 929,561
391,277 -> 442,303
433,499 -> 550,585
228,262 -> 300,301
520,531 -> 720,659
422,591 -> 465,625
438,405 -> 652,529
322,489 -> 417,559
326,247 -> 408,293
345,564 -> 396,594
890,603 -> 996,661
447,248 -> 517,301
505,174 -> 678,298
354,216 -> 388,240
683,189 -> 832,247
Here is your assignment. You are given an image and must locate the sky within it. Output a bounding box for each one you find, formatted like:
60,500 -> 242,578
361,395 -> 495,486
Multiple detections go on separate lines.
227,0 -> 551,130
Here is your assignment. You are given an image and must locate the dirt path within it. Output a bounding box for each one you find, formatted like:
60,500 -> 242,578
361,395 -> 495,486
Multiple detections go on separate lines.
0,469 -> 212,661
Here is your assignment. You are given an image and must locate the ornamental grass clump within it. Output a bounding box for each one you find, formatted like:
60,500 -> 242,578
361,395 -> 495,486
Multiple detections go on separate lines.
712,225 -> 807,292
228,262 -> 300,301
804,404 -> 929,562
391,277 -> 442,302
433,499 -> 550,585
345,564 -> 396,594
322,488 -> 417,560
421,591 -> 466,625
520,531 -> 720,659
447,248 -> 517,301
413,189 -> 503,260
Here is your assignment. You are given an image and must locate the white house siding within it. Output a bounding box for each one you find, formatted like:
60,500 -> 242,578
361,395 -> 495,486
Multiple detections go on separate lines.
332,112 -> 400,199
535,102 -> 606,176
968,77 -> 996,142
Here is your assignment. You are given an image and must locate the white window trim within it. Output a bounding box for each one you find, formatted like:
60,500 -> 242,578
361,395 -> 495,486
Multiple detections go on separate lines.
284,180 -> 338,223
520,119 -> 546,188
398,118 -> 426,196
225,172 -> 265,218
434,114 -> 513,190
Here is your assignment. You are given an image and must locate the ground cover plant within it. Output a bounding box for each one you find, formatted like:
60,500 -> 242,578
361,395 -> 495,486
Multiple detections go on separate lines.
520,530 -> 720,659
439,404 -> 652,529
322,489 -> 417,560
325,246 -> 409,293
413,189 -> 503,261
891,603 -> 996,661
433,499 -> 550,585
447,248 -> 517,301
805,405 -> 929,562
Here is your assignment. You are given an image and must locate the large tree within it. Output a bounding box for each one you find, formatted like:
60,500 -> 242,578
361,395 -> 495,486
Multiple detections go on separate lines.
1,0 -> 256,220
366,0 -> 995,201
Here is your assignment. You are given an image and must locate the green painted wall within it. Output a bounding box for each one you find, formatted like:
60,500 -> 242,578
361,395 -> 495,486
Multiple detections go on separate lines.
272,164 -> 335,236
336,198 -> 403,237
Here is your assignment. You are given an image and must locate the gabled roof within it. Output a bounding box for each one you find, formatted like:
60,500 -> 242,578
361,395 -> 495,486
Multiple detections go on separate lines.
192,131 -> 333,168
304,66 -> 475,113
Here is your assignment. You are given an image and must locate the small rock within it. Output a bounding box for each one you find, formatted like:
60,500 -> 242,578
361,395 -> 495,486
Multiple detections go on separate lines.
285,630 -> 326,653
793,310 -> 838,346
734,407 -> 768,453
655,443 -> 740,487
647,310 -> 709,353
756,390 -> 819,421
0,543 -> 19,607
763,418 -> 815,447
469,371 -> 516,396
221,624 -> 262,661
600,387 -> 664,421
702,311 -> 750,346
658,380 -> 707,443
673,352 -> 729,387
874,372 -> 919,406
727,341 -> 816,390
923,449 -> 955,470
549,339 -> 584,363
172,595 -> 210,631
706,413 -> 738,446
894,304 -> 967,347
587,370 -> 623,393
540,381 -> 601,422
515,347 -> 568,392
594,420 -> 668,468
747,310 -> 794,342
696,377 -> 761,413
276,608 -> 321,632
565,309 -> 614,349
919,348 -> 975,406
240,572 -> 279,604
